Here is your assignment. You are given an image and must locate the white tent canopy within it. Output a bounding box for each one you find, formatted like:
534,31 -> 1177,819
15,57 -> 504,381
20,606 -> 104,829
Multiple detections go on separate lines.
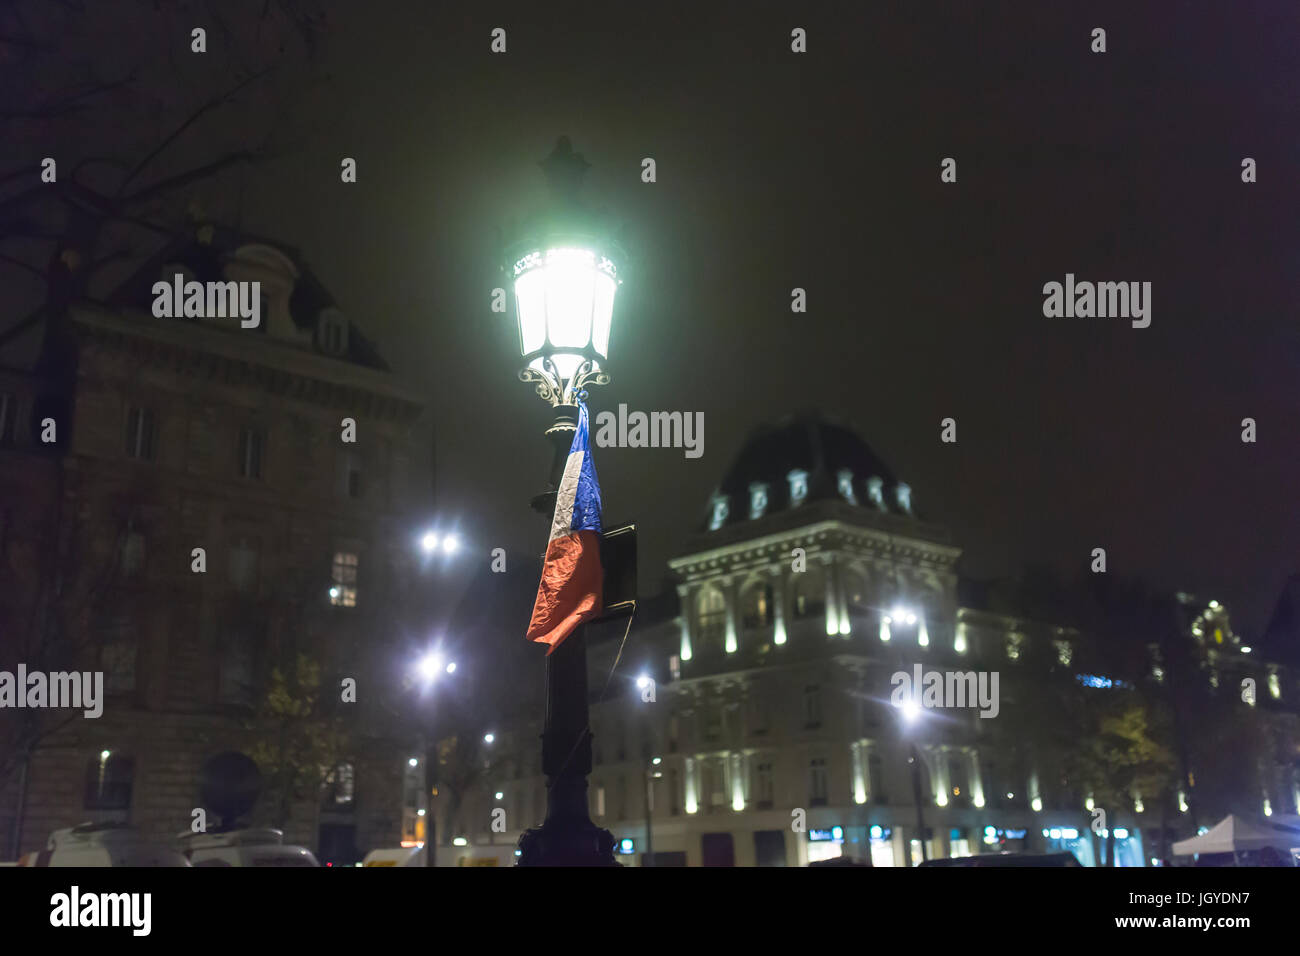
1172,814 -> 1300,856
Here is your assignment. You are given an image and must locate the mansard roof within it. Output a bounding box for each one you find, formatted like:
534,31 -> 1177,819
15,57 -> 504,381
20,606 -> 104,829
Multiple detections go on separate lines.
105,223 -> 389,371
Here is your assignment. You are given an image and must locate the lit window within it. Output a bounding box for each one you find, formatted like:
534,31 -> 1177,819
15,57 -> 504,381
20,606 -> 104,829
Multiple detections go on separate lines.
323,763 -> 356,808
1054,639 -> 1072,667
894,482 -> 913,515
331,551 -> 358,607
709,495 -> 729,530
748,482 -> 768,520
787,470 -> 809,507
867,476 -> 885,509
1268,667 -> 1282,700
1006,633 -> 1023,661
837,469 -> 857,505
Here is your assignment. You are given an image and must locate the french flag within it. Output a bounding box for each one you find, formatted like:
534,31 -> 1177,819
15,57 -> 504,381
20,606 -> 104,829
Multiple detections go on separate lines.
527,402 -> 604,654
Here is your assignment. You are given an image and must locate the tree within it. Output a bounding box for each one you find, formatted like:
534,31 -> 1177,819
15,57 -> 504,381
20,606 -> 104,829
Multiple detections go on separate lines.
0,0 -> 330,349
244,652 -> 350,832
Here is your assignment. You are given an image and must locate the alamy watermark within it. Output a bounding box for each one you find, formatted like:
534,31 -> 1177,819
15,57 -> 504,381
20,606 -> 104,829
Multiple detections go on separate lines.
1042,274 -> 1151,328
891,664 -> 1000,718
0,665 -> 103,718
592,404 -> 704,459
151,274 -> 261,328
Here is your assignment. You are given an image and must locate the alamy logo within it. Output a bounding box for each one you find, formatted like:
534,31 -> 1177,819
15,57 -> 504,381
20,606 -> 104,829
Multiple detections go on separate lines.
151,274 -> 262,328
0,665 -> 103,718
592,404 -> 704,459
50,886 -> 151,936
1042,273 -> 1151,328
891,664 -> 1000,718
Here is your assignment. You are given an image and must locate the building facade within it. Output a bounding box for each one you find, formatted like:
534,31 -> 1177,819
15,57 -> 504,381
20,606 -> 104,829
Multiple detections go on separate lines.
0,225 -> 427,862
448,411 -> 1300,866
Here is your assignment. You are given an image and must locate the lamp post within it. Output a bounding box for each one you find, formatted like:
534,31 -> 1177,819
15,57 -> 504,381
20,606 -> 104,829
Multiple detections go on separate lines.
510,137 -> 626,867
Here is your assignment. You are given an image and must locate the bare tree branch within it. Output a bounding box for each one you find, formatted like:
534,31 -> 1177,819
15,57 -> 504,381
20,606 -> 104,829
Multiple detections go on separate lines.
117,67 -> 277,197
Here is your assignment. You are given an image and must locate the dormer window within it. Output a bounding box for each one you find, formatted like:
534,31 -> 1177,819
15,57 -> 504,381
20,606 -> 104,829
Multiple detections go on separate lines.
787,469 -> 808,507
867,476 -> 885,509
749,482 -> 769,520
317,308 -> 348,357
709,495 -> 730,531
895,482 -> 913,515
837,469 -> 857,505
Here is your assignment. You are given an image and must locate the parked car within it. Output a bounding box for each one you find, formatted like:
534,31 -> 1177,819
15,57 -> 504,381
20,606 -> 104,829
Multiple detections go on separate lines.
919,851 -> 1082,867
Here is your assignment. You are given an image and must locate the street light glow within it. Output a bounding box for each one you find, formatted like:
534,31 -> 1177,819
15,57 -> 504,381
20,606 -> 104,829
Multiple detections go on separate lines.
445,661 -> 457,674
484,733 -> 495,744
442,534 -> 459,554
635,674 -> 650,689
417,653 -> 444,681
420,531 -> 438,553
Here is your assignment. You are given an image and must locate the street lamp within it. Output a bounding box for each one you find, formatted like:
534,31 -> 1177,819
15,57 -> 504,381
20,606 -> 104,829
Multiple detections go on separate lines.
510,137 -> 627,867
895,694 -> 930,864
411,653 -> 456,866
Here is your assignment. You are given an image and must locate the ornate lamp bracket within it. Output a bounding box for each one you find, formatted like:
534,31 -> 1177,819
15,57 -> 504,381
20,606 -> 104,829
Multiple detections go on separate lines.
519,356 -> 610,407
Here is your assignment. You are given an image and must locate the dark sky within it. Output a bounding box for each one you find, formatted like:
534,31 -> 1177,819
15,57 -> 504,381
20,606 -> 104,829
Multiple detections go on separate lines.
8,1 -> 1299,636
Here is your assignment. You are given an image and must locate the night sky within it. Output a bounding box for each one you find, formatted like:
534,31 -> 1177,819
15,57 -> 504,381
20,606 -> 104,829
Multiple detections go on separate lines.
7,2 -> 1298,636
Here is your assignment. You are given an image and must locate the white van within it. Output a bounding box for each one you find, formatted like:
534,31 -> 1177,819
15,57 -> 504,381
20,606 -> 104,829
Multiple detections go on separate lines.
362,845 -> 424,867
16,822 -> 191,866
178,828 -> 319,867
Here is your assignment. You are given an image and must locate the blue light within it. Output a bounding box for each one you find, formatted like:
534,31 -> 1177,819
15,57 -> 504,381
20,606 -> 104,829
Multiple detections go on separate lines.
619,838 -> 635,855
831,826 -> 844,842
870,825 -> 883,840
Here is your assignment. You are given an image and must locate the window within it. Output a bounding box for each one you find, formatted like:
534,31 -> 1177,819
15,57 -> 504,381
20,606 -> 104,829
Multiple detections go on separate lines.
330,552 -> 358,607
754,761 -> 775,809
322,763 -> 356,809
868,753 -> 888,804
119,529 -> 145,578
748,482 -> 768,520
238,427 -> 264,479
803,685 -> 822,728
809,757 -> 829,806
0,391 -> 15,444
741,582 -> 773,630
84,752 -> 134,810
342,452 -> 362,499
787,469 -> 809,507
696,587 -> 726,649
318,309 -> 348,356
228,537 -> 260,593
125,406 -> 156,460
708,495 -> 729,530
219,632 -> 255,704
101,639 -> 138,694
837,468 -> 857,505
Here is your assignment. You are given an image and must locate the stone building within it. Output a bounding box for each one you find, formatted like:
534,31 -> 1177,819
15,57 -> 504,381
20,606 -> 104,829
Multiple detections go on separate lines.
451,411 -> 1300,865
0,225 -> 427,862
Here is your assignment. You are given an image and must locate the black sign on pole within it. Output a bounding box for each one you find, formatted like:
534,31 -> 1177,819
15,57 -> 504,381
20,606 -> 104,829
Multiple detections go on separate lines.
598,522 -> 636,620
